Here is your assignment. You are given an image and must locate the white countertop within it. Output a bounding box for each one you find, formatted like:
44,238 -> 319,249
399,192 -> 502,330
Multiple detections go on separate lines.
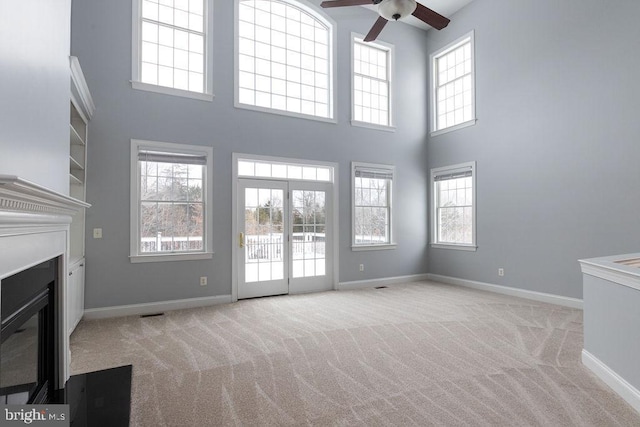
579,253 -> 640,291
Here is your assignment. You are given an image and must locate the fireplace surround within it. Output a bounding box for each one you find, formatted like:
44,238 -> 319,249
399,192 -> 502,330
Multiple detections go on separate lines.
0,175 -> 89,400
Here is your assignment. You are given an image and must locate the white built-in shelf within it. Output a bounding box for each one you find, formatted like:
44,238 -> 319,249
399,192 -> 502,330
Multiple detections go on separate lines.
69,155 -> 84,171
67,56 -> 94,336
68,56 -> 91,262
69,173 -> 83,186
70,124 -> 85,146
69,97 -> 86,189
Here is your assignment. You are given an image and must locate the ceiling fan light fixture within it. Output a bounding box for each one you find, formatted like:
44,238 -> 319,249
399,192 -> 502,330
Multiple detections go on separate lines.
378,0 -> 417,21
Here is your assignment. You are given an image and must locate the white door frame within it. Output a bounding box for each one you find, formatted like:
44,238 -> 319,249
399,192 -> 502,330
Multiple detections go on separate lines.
231,153 -> 339,302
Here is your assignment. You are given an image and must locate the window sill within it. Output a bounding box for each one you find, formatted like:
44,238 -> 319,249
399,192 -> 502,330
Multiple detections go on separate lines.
131,81 -> 214,102
431,243 -> 477,252
352,243 -> 397,252
351,120 -> 396,133
234,101 -> 337,124
130,252 -> 214,263
430,118 -> 477,137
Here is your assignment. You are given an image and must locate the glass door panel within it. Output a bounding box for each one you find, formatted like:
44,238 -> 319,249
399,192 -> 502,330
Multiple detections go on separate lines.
238,180 -> 288,299
289,182 -> 332,294
291,189 -> 326,278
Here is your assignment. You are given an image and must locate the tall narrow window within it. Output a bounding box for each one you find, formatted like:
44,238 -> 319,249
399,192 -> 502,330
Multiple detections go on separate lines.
352,35 -> 393,129
430,31 -> 475,135
132,0 -> 213,100
352,162 -> 396,250
431,161 -> 476,250
130,140 -> 213,262
236,0 -> 335,121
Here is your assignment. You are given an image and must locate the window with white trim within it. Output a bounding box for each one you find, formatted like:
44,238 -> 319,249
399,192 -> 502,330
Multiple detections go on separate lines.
236,0 -> 334,120
132,0 -> 213,99
352,36 -> 393,128
130,140 -> 213,262
430,31 -> 475,135
430,161 -> 476,250
238,159 -> 332,182
352,162 -> 395,249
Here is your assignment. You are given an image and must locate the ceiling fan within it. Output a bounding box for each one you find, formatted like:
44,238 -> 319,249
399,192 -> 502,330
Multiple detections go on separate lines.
320,0 -> 450,42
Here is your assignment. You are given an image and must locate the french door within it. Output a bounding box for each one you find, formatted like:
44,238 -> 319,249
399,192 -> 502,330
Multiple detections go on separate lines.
238,179 -> 332,299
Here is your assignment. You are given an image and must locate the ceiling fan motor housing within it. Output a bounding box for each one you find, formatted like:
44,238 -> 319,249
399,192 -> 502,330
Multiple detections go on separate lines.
378,0 -> 417,21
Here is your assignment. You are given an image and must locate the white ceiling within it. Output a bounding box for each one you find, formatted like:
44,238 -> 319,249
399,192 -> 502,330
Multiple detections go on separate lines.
362,0 -> 474,31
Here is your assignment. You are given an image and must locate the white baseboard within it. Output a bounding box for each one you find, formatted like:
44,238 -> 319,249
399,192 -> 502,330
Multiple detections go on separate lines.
83,294 -> 232,320
339,274 -> 431,291
582,349 -> 640,414
426,274 -> 583,309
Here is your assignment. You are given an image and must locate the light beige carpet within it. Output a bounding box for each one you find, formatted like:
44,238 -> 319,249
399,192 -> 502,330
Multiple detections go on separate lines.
70,281 -> 640,426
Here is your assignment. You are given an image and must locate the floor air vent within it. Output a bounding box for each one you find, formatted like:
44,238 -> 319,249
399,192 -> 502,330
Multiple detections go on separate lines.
140,313 -> 165,318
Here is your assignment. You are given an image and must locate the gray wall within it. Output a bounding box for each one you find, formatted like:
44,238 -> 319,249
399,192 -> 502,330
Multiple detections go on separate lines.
0,0 -> 71,195
426,0 -> 640,299
71,1 -> 431,308
583,274 -> 640,390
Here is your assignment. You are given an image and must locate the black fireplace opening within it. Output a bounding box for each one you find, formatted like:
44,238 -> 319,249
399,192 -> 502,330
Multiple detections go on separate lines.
1,258 -> 58,404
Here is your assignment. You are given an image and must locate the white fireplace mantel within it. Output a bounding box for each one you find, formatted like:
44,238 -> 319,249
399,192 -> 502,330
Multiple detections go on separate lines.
0,174 -> 90,388
0,175 -> 89,219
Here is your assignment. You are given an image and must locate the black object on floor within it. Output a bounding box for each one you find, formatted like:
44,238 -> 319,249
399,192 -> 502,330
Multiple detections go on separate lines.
55,365 -> 132,427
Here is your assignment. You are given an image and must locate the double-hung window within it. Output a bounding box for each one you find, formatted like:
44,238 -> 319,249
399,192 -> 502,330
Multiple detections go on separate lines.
235,0 -> 335,121
130,139 -> 213,262
132,0 -> 213,100
430,161 -> 476,250
352,162 -> 396,250
430,31 -> 476,135
352,35 -> 393,129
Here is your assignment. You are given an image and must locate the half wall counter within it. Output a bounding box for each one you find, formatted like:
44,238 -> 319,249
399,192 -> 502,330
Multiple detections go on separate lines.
579,253 -> 640,414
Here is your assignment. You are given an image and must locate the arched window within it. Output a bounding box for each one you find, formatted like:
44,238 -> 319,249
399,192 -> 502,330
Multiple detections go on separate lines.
235,0 -> 335,121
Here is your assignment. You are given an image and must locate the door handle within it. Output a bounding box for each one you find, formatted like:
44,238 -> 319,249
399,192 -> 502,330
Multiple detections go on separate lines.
239,232 -> 245,248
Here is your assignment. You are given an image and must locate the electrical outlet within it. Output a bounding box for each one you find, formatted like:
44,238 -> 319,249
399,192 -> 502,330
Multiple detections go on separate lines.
93,228 -> 102,239
359,264 -> 364,272
498,268 -> 504,277
200,276 -> 207,286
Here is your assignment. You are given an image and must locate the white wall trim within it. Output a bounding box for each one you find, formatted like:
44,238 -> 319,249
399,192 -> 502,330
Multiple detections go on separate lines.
83,294 -> 232,320
426,273 -> 583,309
339,273 -> 431,291
582,349 -> 640,414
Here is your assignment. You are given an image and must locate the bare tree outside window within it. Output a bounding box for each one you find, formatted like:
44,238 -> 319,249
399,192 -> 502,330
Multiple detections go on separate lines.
139,159 -> 205,253
436,177 -> 473,244
353,164 -> 393,246
431,161 -> 475,249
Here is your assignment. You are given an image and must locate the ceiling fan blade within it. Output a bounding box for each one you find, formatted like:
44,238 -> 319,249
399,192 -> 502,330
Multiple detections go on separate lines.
363,16 -> 388,42
411,3 -> 450,30
320,0 -> 373,8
